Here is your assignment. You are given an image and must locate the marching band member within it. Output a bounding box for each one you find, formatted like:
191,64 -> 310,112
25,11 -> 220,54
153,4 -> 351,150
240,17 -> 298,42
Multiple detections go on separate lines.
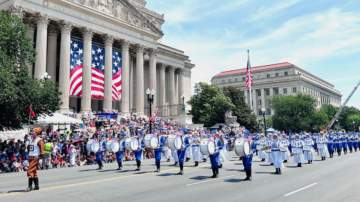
265,134 -> 273,165
134,130 -> 144,171
317,132 -> 329,160
312,133 -> 318,153
353,133 -> 358,152
270,133 -> 284,174
343,132 -> 349,155
349,132 -> 354,153
185,131 -> 192,162
326,132 -> 335,158
172,148 -> 179,166
280,133 -> 290,163
26,128 -> 45,192
258,134 -> 267,162
154,129 -> 166,172
218,132 -> 228,168
96,134 -> 106,170
237,132 -> 243,160
162,129 -> 171,162
334,133 -> 342,156
242,130 -> 255,180
303,133 -> 315,164
177,128 -> 190,175
116,133 -> 126,170
288,133 -> 294,156
191,132 -> 201,166
209,130 -> 223,178
254,134 -> 260,155
292,134 -> 305,167
201,133 -> 208,162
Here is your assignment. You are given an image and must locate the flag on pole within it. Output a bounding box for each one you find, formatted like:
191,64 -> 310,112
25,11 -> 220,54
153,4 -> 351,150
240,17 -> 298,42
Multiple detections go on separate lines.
112,50 -> 122,100
29,108 -> 36,117
91,45 -> 105,99
246,50 -> 253,90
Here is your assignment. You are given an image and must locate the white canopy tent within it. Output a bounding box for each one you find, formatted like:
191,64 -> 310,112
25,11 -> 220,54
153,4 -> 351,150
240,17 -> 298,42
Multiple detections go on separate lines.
36,113 -> 83,124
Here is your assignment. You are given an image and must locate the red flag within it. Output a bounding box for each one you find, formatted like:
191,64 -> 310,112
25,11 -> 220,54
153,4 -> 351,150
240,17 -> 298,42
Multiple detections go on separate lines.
246,50 -> 253,90
29,108 -> 36,117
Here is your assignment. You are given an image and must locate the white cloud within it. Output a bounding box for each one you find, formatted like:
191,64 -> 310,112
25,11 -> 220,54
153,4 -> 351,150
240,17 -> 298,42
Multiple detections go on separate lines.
245,0 -> 301,22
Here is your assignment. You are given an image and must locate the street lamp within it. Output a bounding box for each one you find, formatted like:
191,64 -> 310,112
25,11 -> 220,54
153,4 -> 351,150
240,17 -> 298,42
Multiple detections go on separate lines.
353,121 -> 355,132
181,94 -> 185,115
261,108 -> 267,137
146,88 -> 155,134
40,72 -> 51,80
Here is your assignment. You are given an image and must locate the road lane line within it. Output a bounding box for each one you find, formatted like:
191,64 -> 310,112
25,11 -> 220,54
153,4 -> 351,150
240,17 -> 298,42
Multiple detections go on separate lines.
186,175 -> 234,186
0,164 -> 210,197
0,174 -> 74,185
284,183 -> 317,196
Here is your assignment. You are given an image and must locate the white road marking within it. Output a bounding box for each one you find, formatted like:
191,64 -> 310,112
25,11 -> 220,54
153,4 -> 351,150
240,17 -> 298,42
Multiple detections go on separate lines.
186,175 -> 234,186
284,183 -> 317,196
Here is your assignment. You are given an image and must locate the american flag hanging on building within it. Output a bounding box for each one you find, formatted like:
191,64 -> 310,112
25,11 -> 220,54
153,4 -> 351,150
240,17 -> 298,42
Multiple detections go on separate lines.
70,39 -> 83,96
112,50 -> 122,100
246,50 -> 253,90
91,45 -> 105,99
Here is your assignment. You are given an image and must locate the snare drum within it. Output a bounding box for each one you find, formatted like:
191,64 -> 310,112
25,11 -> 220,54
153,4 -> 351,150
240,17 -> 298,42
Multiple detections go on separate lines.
234,138 -> 250,157
124,138 -> 139,151
106,140 -> 120,153
303,145 -> 311,151
317,143 -> 325,149
292,147 -> 301,154
200,139 -> 215,155
144,134 -> 159,149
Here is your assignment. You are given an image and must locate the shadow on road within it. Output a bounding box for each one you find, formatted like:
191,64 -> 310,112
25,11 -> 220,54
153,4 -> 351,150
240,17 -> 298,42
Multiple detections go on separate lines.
189,176 -> 209,180
259,164 -> 271,166
224,178 -> 243,183
225,169 -> 245,172
156,173 -> 176,177
255,172 -> 279,175
285,166 -> 298,168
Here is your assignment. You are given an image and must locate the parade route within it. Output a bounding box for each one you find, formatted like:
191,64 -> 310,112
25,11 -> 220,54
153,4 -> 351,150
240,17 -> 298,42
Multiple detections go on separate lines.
1,151 -> 359,202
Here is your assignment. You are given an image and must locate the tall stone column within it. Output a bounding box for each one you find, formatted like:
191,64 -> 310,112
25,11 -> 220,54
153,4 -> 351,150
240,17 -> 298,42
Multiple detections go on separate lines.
80,27 -> 94,113
261,88 -> 265,113
135,45 -> 145,116
103,34 -> 114,110
168,66 -> 176,105
244,90 -> 248,104
269,88 -> 274,115
120,40 -> 130,115
174,71 -> 178,105
129,55 -> 134,111
46,25 -> 57,83
58,20 -> 73,112
252,89 -> 257,116
159,64 -> 166,107
149,49 -> 157,112
7,5 -> 25,18
34,13 -> 50,79
26,22 -> 35,77
177,68 -> 185,105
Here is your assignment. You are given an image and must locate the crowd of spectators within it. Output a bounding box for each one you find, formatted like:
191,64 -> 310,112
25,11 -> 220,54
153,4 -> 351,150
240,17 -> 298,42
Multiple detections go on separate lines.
0,115 -> 182,173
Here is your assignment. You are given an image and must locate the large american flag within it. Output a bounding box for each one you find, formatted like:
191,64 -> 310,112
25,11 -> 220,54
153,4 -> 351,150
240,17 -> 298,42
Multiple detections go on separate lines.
70,39 -> 83,96
112,50 -> 122,100
246,50 -> 253,90
91,45 -> 105,99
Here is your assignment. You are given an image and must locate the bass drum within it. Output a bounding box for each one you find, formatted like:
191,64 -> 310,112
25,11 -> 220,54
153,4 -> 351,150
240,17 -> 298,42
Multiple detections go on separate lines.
124,138 -> 139,151
91,140 -> 99,153
86,139 -> 94,152
200,139 -> 215,155
106,140 -> 120,153
168,135 -> 183,150
144,134 -> 159,149
234,138 -> 250,157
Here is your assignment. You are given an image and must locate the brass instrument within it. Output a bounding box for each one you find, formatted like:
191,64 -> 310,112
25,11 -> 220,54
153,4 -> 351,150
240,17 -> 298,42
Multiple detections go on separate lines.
341,129 -> 346,133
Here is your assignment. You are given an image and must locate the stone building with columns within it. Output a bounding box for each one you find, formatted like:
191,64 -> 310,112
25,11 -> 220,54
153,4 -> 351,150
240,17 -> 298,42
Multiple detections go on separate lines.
211,62 -> 342,120
1,0 -> 195,117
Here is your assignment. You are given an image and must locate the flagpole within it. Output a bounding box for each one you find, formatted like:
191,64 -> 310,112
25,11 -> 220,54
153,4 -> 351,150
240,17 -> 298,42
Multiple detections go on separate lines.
28,104 -> 31,133
247,50 -> 253,112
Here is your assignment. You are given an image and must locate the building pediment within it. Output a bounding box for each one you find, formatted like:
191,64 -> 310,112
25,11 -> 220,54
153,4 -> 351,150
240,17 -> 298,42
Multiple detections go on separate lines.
58,0 -> 163,36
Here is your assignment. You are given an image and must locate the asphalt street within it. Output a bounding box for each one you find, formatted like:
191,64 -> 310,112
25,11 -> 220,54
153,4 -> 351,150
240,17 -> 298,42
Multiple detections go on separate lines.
0,150 -> 360,202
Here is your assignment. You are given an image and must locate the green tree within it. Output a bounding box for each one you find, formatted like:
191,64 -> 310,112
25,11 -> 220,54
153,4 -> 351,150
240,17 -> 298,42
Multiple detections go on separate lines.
0,11 -> 62,131
222,86 -> 259,132
265,117 -> 273,129
346,114 -> 360,132
338,106 -> 360,131
309,109 -> 329,133
320,103 -> 339,129
269,93 -> 318,133
187,82 -> 234,127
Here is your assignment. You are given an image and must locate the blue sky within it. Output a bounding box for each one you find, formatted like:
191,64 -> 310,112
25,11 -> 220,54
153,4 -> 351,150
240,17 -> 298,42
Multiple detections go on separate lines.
147,0 -> 360,109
